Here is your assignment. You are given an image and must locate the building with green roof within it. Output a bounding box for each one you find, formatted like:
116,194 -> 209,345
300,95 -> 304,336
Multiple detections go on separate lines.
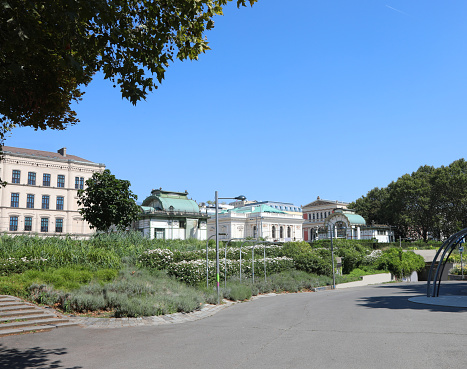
302,197 -> 394,242
137,189 -> 208,240
320,208 -> 394,242
302,196 -> 349,241
207,203 -> 304,242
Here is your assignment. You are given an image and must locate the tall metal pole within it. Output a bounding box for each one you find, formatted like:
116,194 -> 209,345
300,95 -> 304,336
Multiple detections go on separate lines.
331,225 -> 335,289
215,191 -> 220,304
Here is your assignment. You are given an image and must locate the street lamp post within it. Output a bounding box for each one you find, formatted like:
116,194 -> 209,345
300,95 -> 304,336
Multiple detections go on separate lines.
215,191 -> 246,304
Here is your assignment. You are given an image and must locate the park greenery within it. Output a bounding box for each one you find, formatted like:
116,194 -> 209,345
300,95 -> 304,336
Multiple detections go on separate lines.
77,169 -> 140,232
0,233 -> 432,317
0,0 -> 257,142
350,159 -> 467,242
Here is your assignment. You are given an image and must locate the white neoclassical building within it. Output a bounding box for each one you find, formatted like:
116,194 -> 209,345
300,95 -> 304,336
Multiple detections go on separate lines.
207,204 -> 303,242
0,146 -> 105,237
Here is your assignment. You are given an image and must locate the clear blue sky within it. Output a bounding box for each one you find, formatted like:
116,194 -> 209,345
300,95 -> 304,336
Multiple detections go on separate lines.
5,0 -> 467,207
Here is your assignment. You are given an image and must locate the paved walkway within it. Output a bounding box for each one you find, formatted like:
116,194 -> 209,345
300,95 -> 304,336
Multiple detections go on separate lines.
3,282 -> 467,369
72,286 -> 467,329
5,282 -> 466,332
410,295 -> 467,307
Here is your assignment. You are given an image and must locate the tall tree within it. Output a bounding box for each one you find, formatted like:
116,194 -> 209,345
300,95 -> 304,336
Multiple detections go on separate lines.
349,187 -> 389,225
0,0 -> 257,141
352,160 -> 467,241
77,169 -> 140,232
386,166 -> 436,241
431,159 -> 467,237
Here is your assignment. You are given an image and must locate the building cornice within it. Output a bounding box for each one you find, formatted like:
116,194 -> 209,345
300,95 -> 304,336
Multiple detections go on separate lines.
2,152 -> 105,169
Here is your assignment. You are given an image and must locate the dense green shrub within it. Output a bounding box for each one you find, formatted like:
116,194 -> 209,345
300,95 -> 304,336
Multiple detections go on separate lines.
24,267 -> 206,317
223,283 -> 252,301
113,297 -> 160,317
220,271 -> 332,300
67,292 -> 107,313
0,277 -> 28,298
449,266 -> 467,276
308,239 -> 376,275
254,270 -> 332,293
86,249 -> 121,269
28,284 -> 65,306
0,267 -> 119,301
375,249 -> 425,279
293,252 -> 332,276
281,241 -> 312,259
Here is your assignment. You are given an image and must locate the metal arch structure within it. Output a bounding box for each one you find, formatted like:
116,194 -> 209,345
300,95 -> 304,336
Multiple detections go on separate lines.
427,227 -> 467,297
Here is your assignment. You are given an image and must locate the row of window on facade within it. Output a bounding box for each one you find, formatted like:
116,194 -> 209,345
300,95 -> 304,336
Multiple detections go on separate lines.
11,170 -> 84,189
306,211 -> 332,221
253,225 -> 292,239
10,193 -> 65,210
9,216 -> 63,233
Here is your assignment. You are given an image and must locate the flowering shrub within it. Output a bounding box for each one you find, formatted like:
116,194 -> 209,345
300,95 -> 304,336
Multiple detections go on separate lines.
0,257 -> 48,276
172,245 -> 284,263
140,245 -> 286,271
167,257 -> 294,285
138,249 -> 174,270
364,250 -> 382,265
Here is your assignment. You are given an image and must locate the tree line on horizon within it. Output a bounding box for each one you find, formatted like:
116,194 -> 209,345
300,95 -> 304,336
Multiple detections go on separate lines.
349,159 -> 467,242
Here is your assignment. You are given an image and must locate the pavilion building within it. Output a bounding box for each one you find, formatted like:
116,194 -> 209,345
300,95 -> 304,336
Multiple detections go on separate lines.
138,189 -> 208,240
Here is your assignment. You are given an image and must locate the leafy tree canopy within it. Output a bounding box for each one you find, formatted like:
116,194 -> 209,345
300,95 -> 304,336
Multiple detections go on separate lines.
352,159 -> 467,241
0,0 -> 257,141
77,169 -> 140,232
349,187 -> 389,226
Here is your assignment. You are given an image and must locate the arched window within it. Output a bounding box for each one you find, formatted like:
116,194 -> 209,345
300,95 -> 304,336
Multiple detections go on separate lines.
287,226 -> 291,238
280,226 -> 284,239
336,221 -> 346,238
272,226 -> 276,239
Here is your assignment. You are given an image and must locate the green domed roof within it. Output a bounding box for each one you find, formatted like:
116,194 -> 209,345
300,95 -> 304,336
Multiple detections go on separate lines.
345,213 -> 366,225
142,189 -> 200,213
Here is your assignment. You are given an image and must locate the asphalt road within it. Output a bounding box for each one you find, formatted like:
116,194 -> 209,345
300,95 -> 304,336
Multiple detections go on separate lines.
1,282 -> 467,369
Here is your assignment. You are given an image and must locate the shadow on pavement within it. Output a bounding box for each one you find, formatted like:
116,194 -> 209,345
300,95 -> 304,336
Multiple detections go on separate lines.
356,282 -> 467,312
0,344 -> 82,369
